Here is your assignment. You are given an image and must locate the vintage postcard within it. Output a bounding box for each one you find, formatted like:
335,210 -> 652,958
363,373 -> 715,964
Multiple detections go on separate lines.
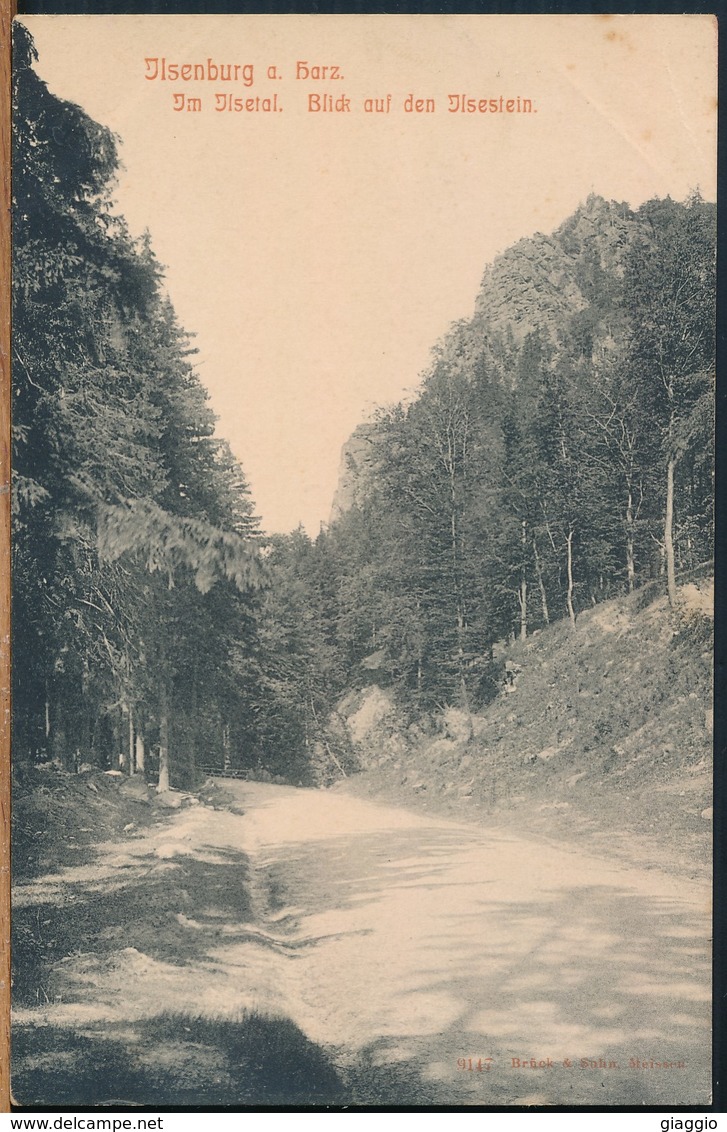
10,14 -> 716,1108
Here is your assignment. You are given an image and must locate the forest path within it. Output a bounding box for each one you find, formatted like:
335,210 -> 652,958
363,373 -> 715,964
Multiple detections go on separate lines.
210,780 -> 711,1105
224,783 -> 711,1100
16,780 -> 711,1106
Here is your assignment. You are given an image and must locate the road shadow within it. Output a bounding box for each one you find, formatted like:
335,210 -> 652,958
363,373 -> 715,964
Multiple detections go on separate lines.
12,1011 -> 344,1107
13,845 -> 256,1007
250,824 -> 711,1106
13,826 -> 346,1107
13,800 -> 711,1107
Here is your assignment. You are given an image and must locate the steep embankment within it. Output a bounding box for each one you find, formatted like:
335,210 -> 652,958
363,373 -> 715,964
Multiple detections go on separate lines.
338,579 -> 713,878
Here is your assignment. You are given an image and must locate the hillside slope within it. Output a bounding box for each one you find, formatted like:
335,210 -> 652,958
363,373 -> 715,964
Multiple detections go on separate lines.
339,578 -> 713,878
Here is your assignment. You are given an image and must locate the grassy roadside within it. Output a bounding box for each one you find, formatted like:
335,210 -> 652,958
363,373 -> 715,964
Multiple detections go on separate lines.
12,1013 -> 344,1107
11,772 -> 344,1107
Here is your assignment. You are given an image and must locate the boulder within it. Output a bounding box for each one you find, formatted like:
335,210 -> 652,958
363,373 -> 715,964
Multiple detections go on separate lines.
119,774 -> 153,803
155,790 -> 183,810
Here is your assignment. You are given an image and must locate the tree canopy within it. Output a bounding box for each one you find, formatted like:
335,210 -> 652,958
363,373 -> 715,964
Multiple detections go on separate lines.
13,23 -> 267,787
317,193 -> 715,712
13,26 -> 716,783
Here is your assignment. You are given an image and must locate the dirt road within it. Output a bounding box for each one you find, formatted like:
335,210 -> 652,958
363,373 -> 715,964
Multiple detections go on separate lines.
15,780 -> 711,1106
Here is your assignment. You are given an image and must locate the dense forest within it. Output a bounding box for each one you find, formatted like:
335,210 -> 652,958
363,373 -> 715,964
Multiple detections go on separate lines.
12,25 -> 716,792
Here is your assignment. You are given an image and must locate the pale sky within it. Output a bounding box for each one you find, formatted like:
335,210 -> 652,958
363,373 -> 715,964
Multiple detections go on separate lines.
19,14 -> 717,534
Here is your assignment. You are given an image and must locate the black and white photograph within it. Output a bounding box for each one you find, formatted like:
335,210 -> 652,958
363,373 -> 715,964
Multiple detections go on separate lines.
10,13 -> 717,1108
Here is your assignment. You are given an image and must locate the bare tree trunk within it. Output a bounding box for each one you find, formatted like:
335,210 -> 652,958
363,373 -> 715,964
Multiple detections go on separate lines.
188,661 -> 199,785
323,736 -> 347,779
458,673 -> 475,743
309,694 -> 347,779
449,479 -> 472,737
565,527 -> 577,628
455,604 -> 475,741
111,711 -> 121,772
665,455 -> 677,608
127,706 -> 135,776
518,580 -> 528,641
51,704 -> 68,769
519,519 -> 528,641
222,723 -> 231,774
532,536 -> 550,626
626,487 -> 636,593
135,732 -> 145,773
414,592 -> 423,696
158,685 -> 170,793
